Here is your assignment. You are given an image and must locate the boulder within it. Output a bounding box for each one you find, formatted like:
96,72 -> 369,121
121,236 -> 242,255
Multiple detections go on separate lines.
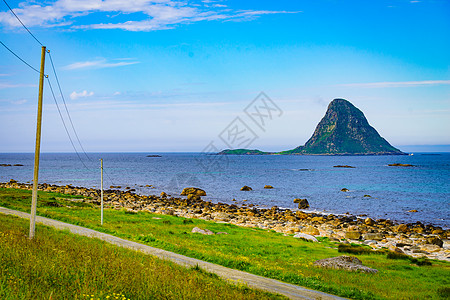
191,227 -> 214,235
293,233 -> 318,242
301,226 -> 320,236
294,198 -> 309,209
388,163 -> 414,167
160,192 -> 168,198
264,185 -> 274,189
396,224 -> 409,233
181,187 -> 206,196
408,209 -> 418,213
240,186 -> 252,191
314,256 -> 378,273
364,218 -> 375,226
362,232 -> 383,241
427,236 -> 443,247
345,231 -> 361,240
341,188 -> 349,192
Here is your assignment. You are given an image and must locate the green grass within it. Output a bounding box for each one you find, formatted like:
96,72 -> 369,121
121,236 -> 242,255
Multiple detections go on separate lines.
0,213 -> 281,300
1,187 -> 449,299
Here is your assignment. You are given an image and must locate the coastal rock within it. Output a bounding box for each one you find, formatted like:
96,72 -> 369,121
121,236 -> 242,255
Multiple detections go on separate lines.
240,186 -> 253,191
396,224 -> 409,233
313,256 -> 378,273
294,198 -> 309,209
264,185 -> 274,189
427,237 -> 443,247
408,209 -> 418,213
293,233 -> 318,242
364,218 -> 375,226
160,192 -> 168,198
301,226 -> 320,236
341,188 -> 349,192
191,227 -> 214,235
181,187 -> 206,197
362,233 -> 383,241
333,165 -> 355,168
388,163 -> 414,167
345,231 -> 361,240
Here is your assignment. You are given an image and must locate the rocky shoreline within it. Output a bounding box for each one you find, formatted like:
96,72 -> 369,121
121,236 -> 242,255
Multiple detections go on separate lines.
1,180 -> 449,262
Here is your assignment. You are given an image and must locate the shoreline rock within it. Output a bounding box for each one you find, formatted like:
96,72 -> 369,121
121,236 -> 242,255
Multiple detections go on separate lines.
1,180 -> 449,262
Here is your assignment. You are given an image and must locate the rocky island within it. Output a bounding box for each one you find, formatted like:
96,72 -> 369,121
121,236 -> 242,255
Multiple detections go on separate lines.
219,98 -> 406,156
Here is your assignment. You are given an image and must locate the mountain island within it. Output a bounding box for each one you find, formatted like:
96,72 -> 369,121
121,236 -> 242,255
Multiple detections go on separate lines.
220,98 -> 405,155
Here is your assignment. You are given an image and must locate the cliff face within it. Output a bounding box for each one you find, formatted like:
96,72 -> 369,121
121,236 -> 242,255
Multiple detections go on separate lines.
295,98 -> 403,155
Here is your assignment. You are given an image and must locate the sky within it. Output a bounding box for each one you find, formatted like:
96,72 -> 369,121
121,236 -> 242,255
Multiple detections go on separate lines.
0,0 -> 449,152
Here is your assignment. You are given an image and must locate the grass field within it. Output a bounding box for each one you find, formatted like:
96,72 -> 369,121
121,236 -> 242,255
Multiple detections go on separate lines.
1,187 -> 449,299
0,213 -> 282,300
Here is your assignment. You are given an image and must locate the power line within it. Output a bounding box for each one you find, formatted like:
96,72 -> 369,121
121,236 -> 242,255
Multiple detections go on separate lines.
0,41 -> 40,73
1,0 -> 43,46
46,76 -> 89,170
48,52 -> 91,161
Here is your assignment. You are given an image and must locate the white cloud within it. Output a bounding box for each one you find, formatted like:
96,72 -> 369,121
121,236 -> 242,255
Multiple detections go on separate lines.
337,80 -> 450,88
11,99 -> 27,105
63,59 -> 139,70
0,0 -> 297,32
70,90 -> 94,100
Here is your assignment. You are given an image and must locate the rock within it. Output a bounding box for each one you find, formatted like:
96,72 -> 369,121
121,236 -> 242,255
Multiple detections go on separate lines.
240,186 -> 252,191
364,218 -> 375,226
301,226 -> 320,236
389,245 -> 404,254
313,256 -> 378,273
341,188 -> 349,192
408,209 -> 418,212
363,195 -> 371,198
264,185 -> 274,189
294,198 -> 309,209
420,244 -> 441,253
362,233 -> 383,241
216,232 -> 229,235
345,231 -> 361,240
388,163 -> 414,167
333,165 -> 355,168
191,227 -> 214,235
396,224 -> 409,233
160,192 -> 168,198
181,187 -> 206,196
293,233 -> 318,242
427,237 -> 443,247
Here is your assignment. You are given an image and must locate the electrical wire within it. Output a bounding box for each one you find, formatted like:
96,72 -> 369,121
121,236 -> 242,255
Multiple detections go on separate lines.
1,0 -> 43,46
0,41 -> 40,73
46,76 -> 90,170
48,52 -> 91,161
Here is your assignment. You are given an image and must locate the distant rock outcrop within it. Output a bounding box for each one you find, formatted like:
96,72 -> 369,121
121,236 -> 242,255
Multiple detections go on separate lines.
218,98 -> 405,156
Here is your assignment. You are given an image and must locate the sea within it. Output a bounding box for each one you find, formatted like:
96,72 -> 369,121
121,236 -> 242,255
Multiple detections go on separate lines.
1,152 -> 449,229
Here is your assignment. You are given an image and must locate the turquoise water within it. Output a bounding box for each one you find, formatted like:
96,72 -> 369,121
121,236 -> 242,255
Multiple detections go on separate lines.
1,152 -> 449,228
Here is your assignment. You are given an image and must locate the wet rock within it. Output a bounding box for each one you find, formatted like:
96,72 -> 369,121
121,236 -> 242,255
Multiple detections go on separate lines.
364,218 -> 375,226
313,256 -> 378,273
160,192 -> 168,198
363,195 -> 371,198
388,163 -> 414,167
293,233 -> 318,242
181,187 -> 206,197
408,209 -> 418,213
294,198 -> 309,209
240,186 -> 252,191
341,188 -> 349,192
333,165 -> 355,168
264,185 -> 274,189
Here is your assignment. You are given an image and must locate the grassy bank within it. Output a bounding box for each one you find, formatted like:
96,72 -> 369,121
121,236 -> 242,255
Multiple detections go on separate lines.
0,213 -> 281,300
1,187 -> 449,299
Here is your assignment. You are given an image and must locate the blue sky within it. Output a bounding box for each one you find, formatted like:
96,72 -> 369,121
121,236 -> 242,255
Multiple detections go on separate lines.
0,0 -> 449,152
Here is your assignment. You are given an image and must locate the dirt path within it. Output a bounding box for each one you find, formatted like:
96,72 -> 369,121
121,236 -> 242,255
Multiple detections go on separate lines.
0,206 -> 345,300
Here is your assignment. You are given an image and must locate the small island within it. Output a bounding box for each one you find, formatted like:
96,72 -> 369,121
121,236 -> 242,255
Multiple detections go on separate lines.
219,98 -> 406,156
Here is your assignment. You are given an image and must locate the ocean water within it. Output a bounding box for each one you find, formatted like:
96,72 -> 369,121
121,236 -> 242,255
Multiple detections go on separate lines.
1,152 -> 449,228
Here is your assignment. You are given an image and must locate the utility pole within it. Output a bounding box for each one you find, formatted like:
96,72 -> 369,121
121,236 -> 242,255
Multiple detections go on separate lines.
29,46 -> 46,239
100,158 -> 104,225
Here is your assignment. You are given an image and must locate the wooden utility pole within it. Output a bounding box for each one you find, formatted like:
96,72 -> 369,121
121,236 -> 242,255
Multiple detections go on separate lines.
100,158 -> 104,225
29,46 -> 46,239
